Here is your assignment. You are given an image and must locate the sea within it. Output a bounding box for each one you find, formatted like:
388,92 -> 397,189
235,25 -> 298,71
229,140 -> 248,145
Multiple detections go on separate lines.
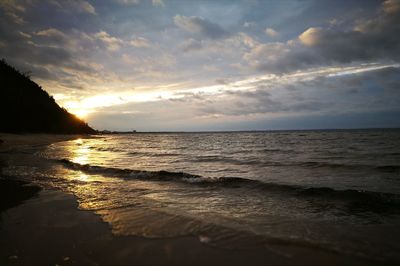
2,129 -> 400,263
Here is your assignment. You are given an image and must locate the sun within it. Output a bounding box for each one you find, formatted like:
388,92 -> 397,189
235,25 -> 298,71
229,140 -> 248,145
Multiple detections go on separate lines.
72,109 -> 92,119
61,101 -> 92,119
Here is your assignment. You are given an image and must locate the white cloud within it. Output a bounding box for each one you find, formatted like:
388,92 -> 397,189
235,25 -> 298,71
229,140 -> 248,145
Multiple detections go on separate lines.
265,27 -> 278,38
36,28 -> 66,38
19,31 -> 31,38
236,32 -> 258,48
243,21 -> 256,28
152,0 -> 164,7
94,31 -> 123,51
298,27 -> 322,46
129,37 -> 152,48
77,1 -> 96,14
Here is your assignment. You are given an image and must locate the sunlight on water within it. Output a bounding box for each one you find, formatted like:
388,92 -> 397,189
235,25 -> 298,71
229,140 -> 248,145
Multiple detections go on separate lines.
71,139 -> 91,165
76,173 -> 89,181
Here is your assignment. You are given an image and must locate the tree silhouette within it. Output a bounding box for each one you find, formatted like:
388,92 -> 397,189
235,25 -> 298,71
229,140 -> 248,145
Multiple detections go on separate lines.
0,59 -> 96,134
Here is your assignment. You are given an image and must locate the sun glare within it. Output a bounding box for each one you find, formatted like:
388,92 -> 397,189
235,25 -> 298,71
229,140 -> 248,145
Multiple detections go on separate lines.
72,109 -> 92,119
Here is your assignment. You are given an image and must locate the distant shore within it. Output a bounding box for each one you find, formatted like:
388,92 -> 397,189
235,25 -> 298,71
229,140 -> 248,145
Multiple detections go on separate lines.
0,134 -> 381,266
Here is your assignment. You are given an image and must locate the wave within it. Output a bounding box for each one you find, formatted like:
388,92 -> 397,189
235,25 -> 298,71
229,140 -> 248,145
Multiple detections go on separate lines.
57,159 -> 400,211
187,156 -> 262,166
83,146 -> 400,173
128,151 -> 182,157
58,158 -> 202,181
185,157 -> 400,172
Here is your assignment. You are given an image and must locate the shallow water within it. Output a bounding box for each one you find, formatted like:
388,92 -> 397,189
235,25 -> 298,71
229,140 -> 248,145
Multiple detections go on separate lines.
2,129 -> 400,263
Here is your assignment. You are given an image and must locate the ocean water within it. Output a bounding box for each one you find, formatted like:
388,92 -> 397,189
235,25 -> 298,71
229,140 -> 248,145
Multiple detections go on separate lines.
2,129 -> 400,263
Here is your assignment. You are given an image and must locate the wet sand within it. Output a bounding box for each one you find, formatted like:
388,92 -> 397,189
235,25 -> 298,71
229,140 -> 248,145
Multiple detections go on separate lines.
0,133 -> 91,152
0,134 -> 382,266
1,187 -> 382,266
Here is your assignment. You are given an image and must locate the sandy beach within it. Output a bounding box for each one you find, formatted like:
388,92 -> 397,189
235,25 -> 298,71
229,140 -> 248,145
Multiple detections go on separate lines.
0,185 -> 379,266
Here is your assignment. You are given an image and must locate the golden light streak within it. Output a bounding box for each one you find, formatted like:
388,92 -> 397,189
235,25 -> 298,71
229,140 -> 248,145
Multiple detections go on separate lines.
57,63 -> 399,118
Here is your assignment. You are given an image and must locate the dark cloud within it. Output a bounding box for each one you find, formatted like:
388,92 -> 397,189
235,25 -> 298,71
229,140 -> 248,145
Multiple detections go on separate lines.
0,5 -> 101,82
193,88 -> 336,117
0,30 -> 71,67
0,34 -> 100,79
253,0 -> 400,73
179,38 -> 203,52
215,78 -> 230,85
48,0 -> 96,15
174,15 -> 231,39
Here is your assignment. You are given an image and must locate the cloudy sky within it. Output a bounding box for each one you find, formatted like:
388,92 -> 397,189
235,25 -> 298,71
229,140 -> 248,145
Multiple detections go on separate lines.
1,0 -> 400,131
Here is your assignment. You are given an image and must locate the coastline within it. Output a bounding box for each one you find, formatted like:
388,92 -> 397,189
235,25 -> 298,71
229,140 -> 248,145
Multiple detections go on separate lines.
0,134 -> 383,265
0,133 -> 93,152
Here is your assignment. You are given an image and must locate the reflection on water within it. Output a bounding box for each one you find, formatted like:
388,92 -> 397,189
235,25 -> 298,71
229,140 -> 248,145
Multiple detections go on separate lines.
71,139 -> 92,165
3,130 -> 400,263
72,149 -> 90,165
76,173 -> 89,181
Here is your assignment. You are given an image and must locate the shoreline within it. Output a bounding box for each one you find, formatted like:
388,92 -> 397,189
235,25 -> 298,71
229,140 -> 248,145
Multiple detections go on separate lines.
0,134 -> 383,265
1,186 -> 381,266
2,188 -> 288,266
0,133 -> 94,152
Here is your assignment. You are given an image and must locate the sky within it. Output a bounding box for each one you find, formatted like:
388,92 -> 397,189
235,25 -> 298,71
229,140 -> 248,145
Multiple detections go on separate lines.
1,0 -> 400,131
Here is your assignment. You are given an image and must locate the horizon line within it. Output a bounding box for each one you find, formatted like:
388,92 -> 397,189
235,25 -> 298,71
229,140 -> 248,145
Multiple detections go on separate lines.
97,127 -> 400,134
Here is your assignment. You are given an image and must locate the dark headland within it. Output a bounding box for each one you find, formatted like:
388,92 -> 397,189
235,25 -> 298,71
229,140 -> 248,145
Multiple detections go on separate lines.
0,59 -> 96,134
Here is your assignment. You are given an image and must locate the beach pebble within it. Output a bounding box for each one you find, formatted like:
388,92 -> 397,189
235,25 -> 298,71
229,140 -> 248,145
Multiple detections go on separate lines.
63,256 -> 70,261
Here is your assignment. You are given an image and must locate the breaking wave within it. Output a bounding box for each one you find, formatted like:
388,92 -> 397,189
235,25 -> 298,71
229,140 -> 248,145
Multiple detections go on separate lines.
58,159 -> 400,211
